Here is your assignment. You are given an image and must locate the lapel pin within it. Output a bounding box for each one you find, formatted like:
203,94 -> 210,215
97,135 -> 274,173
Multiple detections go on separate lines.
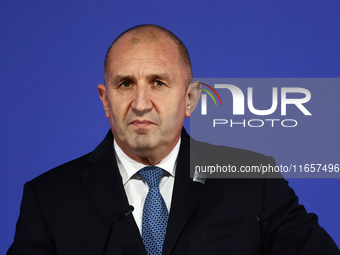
193,170 -> 206,184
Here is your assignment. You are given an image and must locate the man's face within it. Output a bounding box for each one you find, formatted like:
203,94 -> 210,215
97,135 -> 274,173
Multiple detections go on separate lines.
98,32 -> 191,164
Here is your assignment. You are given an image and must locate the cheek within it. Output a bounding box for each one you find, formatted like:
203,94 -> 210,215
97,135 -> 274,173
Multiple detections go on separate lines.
162,99 -> 186,124
107,94 -> 131,118
107,103 -> 124,127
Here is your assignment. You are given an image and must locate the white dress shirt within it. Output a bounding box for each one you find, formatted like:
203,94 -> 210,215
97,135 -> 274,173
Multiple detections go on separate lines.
114,138 -> 180,234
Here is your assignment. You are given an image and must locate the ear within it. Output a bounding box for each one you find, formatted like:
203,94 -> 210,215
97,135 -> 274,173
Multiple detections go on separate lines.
185,81 -> 202,117
98,84 -> 110,119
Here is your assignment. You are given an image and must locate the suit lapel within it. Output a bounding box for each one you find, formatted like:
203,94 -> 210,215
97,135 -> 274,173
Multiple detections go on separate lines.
163,130 -> 208,255
79,129 -> 207,255
80,131 -> 146,254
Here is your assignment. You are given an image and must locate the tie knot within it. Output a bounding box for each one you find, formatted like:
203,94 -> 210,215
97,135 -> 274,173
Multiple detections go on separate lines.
138,166 -> 164,188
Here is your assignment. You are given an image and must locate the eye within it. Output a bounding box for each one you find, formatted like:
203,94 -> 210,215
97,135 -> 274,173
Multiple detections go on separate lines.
154,80 -> 165,86
120,81 -> 132,88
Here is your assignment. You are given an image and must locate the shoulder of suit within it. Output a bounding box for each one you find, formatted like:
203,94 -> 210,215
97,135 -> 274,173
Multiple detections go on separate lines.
190,137 -> 270,160
30,153 -> 90,185
31,131 -> 114,186
189,138 -> 277,179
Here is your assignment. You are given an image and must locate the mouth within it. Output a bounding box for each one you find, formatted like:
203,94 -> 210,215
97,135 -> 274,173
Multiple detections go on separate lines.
129,119 -> 155,128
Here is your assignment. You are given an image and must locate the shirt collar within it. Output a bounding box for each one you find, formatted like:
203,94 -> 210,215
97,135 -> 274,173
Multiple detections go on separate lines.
114,138 -> 181,185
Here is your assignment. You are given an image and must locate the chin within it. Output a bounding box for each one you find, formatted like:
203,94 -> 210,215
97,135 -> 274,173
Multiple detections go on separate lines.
130,136 -> 156,150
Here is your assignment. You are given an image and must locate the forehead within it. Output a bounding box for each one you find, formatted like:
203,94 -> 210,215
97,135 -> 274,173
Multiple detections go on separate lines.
107,32 -> 182,76
112,29 -> 179,54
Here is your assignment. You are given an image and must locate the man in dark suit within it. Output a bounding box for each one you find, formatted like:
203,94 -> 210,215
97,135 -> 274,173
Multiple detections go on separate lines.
8,24 -> 340,254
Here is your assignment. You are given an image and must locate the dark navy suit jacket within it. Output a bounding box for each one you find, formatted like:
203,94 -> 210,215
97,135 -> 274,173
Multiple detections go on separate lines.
8,129 -> 340,254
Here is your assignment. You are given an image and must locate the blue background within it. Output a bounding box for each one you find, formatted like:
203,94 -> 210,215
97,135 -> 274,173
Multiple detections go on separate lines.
1,0 -> 339,253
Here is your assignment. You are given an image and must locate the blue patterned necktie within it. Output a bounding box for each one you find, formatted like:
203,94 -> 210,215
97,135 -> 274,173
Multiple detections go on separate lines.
138,166 -> 169,255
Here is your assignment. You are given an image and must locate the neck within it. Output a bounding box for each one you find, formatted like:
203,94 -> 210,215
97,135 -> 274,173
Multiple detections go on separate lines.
115,137 -> 180,166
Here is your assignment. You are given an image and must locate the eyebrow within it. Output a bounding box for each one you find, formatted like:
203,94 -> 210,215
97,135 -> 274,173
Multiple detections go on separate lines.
146,73 -> 170,81
112,73 -> 171,84
114,75 -> 135,82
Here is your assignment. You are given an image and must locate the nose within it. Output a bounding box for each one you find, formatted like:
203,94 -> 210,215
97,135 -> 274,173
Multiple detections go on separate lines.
131,83 -> 153,114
